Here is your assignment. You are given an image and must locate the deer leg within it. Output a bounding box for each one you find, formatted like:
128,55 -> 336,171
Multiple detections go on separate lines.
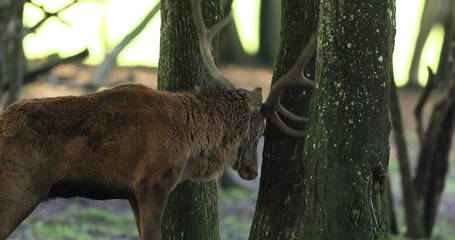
0,177 -> 46,238
0,148 -> 50,239
134,181 -> 170,240
129,198 -> 142,238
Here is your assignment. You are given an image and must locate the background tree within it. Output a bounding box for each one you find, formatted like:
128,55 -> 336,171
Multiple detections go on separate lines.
303,1 -> 395,239
218,0 -> 252,66
257,0 -> 281,67
0,0 -> 25,107
219,0 -> 281,67
249,0 -> 318,239
390,36 -> 455,239
157,0 -> 222,239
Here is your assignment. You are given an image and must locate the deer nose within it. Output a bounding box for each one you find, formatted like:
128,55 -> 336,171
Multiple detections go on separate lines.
239,169 -> 258,180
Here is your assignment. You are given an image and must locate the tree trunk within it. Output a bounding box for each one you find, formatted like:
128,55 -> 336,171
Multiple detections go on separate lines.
157,1 -> 222,239
249,0 -> 318,239
390,79 -> 425,238
413,84 -> 455,237
0,0 -> 24,108
435,1 -> 455,83
303,1 -> 395,239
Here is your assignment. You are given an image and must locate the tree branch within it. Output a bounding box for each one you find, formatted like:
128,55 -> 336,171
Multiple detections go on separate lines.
414,67 -> 436,144
90,1 -> 161,87
2,48 -> 89,93
26,0 -> 78,33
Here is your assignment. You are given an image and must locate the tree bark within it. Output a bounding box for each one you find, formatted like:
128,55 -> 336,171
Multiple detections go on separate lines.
249,0 -> 318,239
303,1 -> 395,239
0,0 -> 25,107
157,1 -> 222,239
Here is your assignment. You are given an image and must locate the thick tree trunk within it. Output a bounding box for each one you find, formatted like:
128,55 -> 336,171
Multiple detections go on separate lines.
303,1 -> 395,239
249,1 -> 318,239
157,1 -> 222,239
0,0 -> 24,107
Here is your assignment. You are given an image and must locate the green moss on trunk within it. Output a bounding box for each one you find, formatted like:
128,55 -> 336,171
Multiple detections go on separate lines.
303,1 -> 395,239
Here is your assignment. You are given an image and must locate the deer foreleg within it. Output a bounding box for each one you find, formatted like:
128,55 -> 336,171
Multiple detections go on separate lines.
135,183 -> 169,240
0,149 -> 50,239
129,198 -> 142,238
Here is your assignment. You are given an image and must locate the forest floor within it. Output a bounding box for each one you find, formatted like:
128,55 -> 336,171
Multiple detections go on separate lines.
7,65 -> 455,239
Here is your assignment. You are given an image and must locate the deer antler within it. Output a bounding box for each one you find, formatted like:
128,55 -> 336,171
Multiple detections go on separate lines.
261,35 -> 316,137
190,0 -> 234,88
191,0 -> 316,138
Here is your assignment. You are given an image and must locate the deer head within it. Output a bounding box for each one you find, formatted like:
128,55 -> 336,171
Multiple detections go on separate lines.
190,0 -> 315,136
190,0 -> 316,179
231,87 -> 264,180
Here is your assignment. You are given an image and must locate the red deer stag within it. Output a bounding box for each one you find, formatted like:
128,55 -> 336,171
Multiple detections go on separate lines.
0,0 -> 315,239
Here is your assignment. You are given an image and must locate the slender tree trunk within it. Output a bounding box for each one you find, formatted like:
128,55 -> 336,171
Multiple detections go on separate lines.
157,1 -> 222,239
303,1 -> 395,239
413,84 -> 455,237
390,79 -> 425,238
0,0 -> 25,108
435,1 -> 455,83
249,0 -> 318,239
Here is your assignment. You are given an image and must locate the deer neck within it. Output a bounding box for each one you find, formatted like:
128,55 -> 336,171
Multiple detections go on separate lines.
181,87 -> 248,181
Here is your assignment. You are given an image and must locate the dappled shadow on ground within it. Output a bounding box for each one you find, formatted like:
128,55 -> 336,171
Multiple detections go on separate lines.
7,65 -> 455,239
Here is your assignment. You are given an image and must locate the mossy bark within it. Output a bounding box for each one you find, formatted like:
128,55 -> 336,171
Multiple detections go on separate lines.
249,1 -> 318,239
0,0 -> 24,107
303,1 -> 395,239
157,0 -> 222,239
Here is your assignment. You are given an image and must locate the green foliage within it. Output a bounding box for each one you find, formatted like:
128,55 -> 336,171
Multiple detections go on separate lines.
219,188 -> 258,240
12,206 -> 138,239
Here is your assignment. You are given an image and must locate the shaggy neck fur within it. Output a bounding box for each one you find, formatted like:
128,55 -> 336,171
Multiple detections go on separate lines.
181,87 -> 250,181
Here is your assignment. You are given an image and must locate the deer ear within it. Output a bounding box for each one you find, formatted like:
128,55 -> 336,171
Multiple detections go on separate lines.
247,87 -> 262,107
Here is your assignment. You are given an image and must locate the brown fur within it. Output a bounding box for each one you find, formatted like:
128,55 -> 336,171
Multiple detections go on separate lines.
0,83 -> 264,240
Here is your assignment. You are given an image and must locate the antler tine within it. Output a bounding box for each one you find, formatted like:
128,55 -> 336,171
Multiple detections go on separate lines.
285,34 -> 317,84
190,0 -> 235,89
261,34 -> 317,137
276,105 -> 309,122
268,111 -> 307,138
